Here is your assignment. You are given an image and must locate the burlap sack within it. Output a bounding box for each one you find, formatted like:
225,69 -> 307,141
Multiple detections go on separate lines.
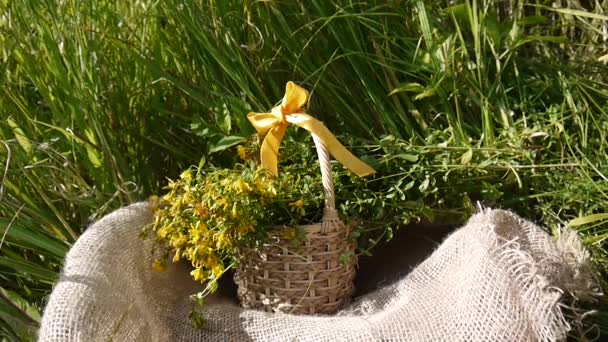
38,202 -> 600,341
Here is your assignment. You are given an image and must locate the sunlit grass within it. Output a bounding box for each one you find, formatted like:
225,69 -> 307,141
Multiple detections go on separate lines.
1,0 -> 607,340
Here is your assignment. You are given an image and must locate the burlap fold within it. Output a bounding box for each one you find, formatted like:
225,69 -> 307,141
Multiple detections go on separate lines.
38,202 -> 599,341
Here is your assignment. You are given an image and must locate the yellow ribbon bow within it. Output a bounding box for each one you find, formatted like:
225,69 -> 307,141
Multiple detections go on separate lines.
247,81 -> 376,177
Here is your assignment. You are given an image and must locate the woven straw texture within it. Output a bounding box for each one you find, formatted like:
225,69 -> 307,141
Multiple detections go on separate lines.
39,202 -> 599,341
235,218 -> 356,315
235,134 -> 356,314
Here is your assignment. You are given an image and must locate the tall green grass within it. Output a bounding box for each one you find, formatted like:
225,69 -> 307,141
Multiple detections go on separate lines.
1,0 -> 607,340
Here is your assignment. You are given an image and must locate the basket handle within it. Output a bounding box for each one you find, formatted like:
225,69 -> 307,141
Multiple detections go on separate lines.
311,134 -> 343,233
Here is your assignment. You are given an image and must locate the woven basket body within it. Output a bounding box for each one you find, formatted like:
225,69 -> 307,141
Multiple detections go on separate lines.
234,135 -> 357,315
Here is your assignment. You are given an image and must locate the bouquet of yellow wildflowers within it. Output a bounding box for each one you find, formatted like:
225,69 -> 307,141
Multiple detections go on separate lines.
146,140 -> 325,301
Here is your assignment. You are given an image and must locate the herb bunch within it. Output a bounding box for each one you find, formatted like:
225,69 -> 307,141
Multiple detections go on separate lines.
147,140 -> 326,297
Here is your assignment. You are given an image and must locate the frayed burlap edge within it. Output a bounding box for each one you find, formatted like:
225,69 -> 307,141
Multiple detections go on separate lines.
469,208 -> 603,341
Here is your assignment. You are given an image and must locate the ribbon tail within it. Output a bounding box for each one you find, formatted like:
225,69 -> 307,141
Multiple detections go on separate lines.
287,114 -> 376,177
260,124 -> 287,176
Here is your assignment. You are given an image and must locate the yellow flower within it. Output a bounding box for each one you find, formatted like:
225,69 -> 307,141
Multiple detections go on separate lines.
234,179 -> 249,193
231,203 -> 239,218
165,180 -> 178,191
237,223 -> 253,236
189,228 -> 202,244
191,268 -> 205,282
254,180 -> 265,193
212,264 -> 224,279
283,228 -> 297,240
289,200 -> 305,208
215,231 -> 231,249
157,225 -> 174,239
206,254 -> 219,266
182,192 -> 193,205
216,198 -> 226,208
289,199 -> 306,215
170,234 -> 188,248
152,259 -> 166,272
237,145 -> 247,160
173,249 -> 182,262
180,169 -> 193,182
171,198 -> 182,212
194,221 -> 208,232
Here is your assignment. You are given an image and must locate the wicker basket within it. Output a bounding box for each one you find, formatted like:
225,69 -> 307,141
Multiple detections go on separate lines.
234,134 -> 357,315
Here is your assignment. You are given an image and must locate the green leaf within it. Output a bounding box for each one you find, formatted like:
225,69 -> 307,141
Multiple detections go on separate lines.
0,257 -> 58,283
6,118 -> 32,155
208,136 -> 246,153
414,88 -> 436,101
395,154 -> 419,162
536,6 -> 608,21
389,83 -> 425,96
402,180 -> 415,191
512,35 -> 568,49
0,218 -> 69,259
444,4 -> 467,20
518,15 -> 547,26
460,149 -> 473,165
418,178 -> 430,192
0,289 -> 38,341
84,128 -> 103,168
86,145 -> 103,168
568,213 -> 608,227
0,289 -> 40,322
